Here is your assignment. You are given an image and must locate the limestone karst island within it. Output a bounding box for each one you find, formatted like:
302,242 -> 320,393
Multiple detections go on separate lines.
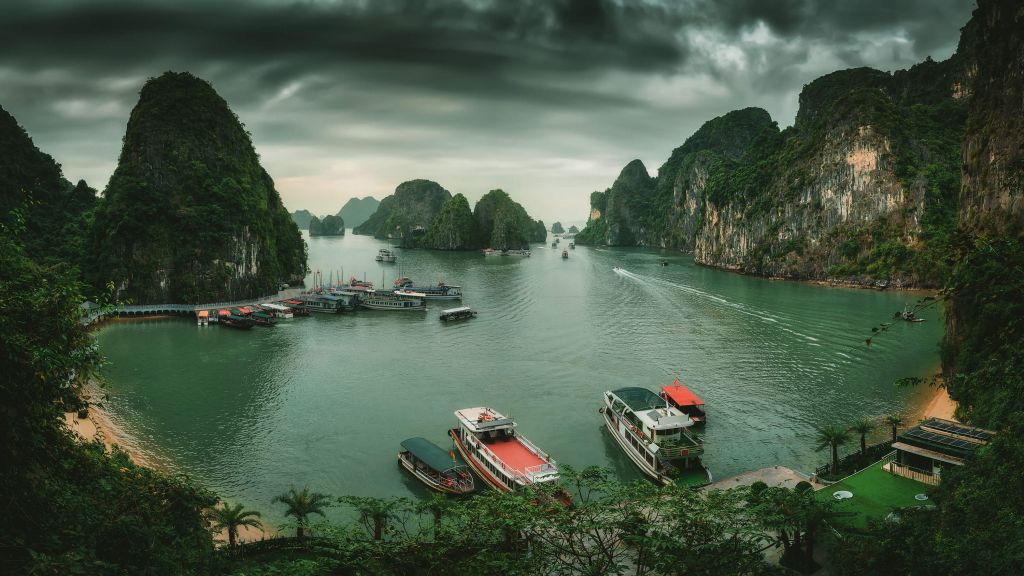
1,1 -> 1021,575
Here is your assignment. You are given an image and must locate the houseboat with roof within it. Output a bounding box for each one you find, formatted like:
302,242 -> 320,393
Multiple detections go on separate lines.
398,437 -> 475,494
660,379 -> 706,426
260,302 -> 294,319
196,310 -> 209,326
375,248 -> 397,263
251,310 -> 276,327
393,277 -> 463,300
282,299 -> 310,316
360,289 -> 427,311
449,407 -> 567,503
440,306 -> 476,322
219,310 -> 254,330
600,387 -> 710,487
299,293 -> 356,313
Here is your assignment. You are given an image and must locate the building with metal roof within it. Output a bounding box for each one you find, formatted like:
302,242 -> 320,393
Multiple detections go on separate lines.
890,418 -> 995,484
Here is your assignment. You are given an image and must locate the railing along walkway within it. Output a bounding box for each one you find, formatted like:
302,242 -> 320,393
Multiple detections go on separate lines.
82,289 -> 303,325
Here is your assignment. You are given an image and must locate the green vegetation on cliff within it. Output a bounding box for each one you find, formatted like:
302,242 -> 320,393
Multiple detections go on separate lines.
472,189 -> 546,250
309,214 -> 345,236
353,179 -> 451,247
551,221 -> 564,234
337,196 -> 380,229
576,59 -> 968,287
424,193 -> 478,250
0,106 -> 97,272
89,72 -> 306,303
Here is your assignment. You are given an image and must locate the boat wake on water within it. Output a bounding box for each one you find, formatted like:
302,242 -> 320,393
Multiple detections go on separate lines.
616,269 -> 823,344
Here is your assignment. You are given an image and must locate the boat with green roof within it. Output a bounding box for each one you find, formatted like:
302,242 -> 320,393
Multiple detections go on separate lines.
398,437 -> 475,494
600,387 -> 711,487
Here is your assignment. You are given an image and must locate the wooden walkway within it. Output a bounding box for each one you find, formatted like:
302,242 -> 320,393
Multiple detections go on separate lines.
81,289 -> 304,325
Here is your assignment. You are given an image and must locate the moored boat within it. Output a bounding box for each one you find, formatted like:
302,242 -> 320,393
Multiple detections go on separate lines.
502,249 -> 531,257
375,248 -> 397,263
299,293 -> 355,313
398,437 -> 475,494
220,311 -> 254,330
600,387 -> 710,487
394,277 -> 463,300
440,306 -> 476,322
196,309 -> 209,326
449,407 -> 566,503
260,302 -> 294,319
251,311 -> 277,327
660,379 -> 706,426
360,289 -> 427,311
282,299 -> 310,316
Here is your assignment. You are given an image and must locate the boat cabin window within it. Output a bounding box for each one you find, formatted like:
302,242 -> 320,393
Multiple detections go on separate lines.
655,428 -> 680,437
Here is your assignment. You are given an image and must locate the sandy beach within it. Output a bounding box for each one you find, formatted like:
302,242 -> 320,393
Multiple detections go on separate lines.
64,385 -> 158,468
920,384 -> 957,421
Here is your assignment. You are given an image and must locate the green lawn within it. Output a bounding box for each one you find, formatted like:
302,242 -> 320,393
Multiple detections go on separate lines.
816,461 -> 933,529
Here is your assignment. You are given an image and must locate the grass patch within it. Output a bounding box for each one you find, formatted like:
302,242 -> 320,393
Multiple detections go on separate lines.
817,461 -> 932,529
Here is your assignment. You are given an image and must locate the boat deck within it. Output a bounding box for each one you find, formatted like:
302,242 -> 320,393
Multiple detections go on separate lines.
485,439 -> 546,475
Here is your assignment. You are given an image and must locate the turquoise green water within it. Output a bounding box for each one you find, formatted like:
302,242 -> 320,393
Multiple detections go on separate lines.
96,233 -> 943,523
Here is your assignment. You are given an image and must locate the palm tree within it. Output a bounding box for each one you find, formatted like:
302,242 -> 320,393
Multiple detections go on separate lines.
208,502 -> 262,549
849,419 -> 874,456
886,414 -> 904,444
814,425 -> 852,475
273,487 -> 331,539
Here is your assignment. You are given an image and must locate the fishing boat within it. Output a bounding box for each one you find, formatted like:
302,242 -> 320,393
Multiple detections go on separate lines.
398,437 -> 475,494
561,249 -> 569,259
393,277 -> 463,300
600,387 -> 711,487
440,306 -> 477,322
660,379 -> 706,426
260,302 -> 294,319
898,304 -> 925,322
660,260 -> 669,267
449,407 -> 565,501
282,299 -> 310,316
375,248 -> 397,263
359,289 -> 427,311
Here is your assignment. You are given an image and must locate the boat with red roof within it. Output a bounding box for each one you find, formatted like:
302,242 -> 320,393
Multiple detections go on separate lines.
660,379 -> 706,426
449,407 -> 568,503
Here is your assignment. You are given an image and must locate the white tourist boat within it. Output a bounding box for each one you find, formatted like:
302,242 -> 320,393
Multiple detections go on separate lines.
375,248 -> 397,263
359,289 -> 427,311
259,302 -> 294,319
449,407 -> 569,503
439,306 -> 476,321
600,387 -> 711,487
393,277 -> 463,300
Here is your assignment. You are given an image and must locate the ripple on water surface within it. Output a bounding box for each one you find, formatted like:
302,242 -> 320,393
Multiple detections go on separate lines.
97,235 -> 944,523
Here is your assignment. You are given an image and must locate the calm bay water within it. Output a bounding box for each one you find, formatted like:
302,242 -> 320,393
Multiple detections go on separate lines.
96,233 -> 942,523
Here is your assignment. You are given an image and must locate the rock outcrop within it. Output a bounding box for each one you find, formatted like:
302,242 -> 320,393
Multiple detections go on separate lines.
290,209 -> 314,230
424,193 -> 477,250
578,54 -> 972,287
309,214 -> 345,236
90,72 -> 306,303
353,180 -> 451,247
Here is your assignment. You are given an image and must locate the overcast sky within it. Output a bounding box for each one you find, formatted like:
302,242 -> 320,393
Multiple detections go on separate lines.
0,0 -> 974,224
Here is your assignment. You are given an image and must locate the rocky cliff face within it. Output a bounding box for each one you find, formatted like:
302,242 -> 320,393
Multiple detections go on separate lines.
90,72 -> 306,303
958,0 -> 1023,238
353,180 -> 451,246
424,193 -> 477,250
290,209 -> 314,230
471,189 -> 546,250
578,56 -> 971,287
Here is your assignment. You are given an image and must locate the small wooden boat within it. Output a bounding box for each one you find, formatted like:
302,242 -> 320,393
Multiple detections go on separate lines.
398,437 -> 475,494
660,260 -> 669,267
196,310 -> 209,326
220,313 -> 254,330
440,306 -> 477,322
282,299 -> 310,316
251,311 -> 277,327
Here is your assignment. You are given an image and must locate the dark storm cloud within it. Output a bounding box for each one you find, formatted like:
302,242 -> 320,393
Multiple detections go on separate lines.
0,0 -> 974,220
